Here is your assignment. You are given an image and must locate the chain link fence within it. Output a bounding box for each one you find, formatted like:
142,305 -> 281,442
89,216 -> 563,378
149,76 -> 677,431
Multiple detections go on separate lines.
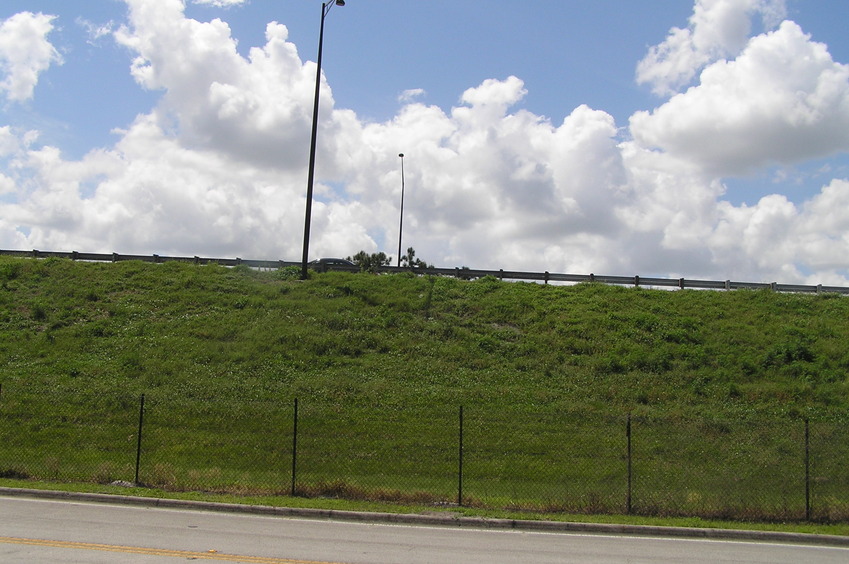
1,387 -> 847,522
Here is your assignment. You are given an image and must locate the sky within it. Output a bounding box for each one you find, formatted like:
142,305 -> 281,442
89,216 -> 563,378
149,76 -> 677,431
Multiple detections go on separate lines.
2,0 -> 849,285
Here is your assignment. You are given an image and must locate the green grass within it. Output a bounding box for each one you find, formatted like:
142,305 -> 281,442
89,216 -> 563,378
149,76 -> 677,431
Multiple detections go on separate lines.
3,477 -> 849,539
2,256 -> 849,525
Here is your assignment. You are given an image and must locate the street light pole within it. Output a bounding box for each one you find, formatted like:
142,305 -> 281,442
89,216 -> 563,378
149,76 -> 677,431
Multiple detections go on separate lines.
397,153 -> 406,267
301,0 -> 345,280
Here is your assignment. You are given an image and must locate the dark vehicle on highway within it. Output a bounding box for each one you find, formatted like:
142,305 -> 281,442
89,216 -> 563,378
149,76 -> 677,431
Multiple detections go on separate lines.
308,258 -> 356,272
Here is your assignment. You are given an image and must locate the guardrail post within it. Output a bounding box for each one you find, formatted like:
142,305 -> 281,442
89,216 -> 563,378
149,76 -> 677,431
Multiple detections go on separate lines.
134,394 -> 145,485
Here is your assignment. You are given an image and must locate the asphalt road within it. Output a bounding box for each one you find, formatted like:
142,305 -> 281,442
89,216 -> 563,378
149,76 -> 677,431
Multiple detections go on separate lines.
1,494 -> 848,563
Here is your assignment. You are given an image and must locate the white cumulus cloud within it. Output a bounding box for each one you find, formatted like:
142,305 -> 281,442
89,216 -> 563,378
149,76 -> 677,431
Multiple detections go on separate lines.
631,20 -> 849,176
3,0 -> 849,287
0,11 -> 63,102
636,0 -> 787,96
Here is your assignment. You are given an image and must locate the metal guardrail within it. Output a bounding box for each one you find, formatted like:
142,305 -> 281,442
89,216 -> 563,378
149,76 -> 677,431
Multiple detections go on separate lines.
2,248 -> 848,294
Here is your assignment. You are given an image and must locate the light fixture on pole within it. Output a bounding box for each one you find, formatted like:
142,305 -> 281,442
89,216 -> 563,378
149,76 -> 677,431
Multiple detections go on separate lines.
301,0 -> 346,280
397,153 -> 406,267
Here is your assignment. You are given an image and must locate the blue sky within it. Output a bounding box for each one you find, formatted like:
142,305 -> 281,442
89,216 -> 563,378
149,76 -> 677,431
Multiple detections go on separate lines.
2,0 -> 849,285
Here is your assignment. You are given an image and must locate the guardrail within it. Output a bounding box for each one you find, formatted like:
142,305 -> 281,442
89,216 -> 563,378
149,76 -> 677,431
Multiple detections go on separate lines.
2,248 -> 848,294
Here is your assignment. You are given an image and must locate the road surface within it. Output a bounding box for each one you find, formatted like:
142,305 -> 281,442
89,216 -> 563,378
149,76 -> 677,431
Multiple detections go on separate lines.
1,495 -> 848,563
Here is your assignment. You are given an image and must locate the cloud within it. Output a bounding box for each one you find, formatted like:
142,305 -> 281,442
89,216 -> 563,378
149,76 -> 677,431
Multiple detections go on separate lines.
0,125 -> 19,156
192,0 -> 248,7
631,20 -> 849,176
114,1 -> 321,170
636,0 -> 786,96
3,0 -> 849,286
1,0 -> 372,258
398,88 -> 425,103
76,17 -> 115,45
1,113 -> 318,257
0,11 -> 63,102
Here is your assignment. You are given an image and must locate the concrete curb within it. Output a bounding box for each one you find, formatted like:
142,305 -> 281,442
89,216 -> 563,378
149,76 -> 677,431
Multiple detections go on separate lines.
2,486 -> 848,548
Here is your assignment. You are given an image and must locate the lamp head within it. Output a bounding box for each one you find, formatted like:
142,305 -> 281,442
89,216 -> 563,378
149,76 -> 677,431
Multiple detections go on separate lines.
336,0 -> 345,5
399,153 -> 404,158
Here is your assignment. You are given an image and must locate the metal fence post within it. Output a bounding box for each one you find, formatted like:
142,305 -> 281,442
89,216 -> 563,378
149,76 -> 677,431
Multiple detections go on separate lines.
805,418 -> 811,521
626,413 -> 632,515
134,394 -> 145,485
291,398 -> 299,497
458,405 -> 464,507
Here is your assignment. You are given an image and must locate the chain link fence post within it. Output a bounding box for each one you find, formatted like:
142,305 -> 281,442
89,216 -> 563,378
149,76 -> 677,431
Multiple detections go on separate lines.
805,418 -> 811,521
626,413 -> 633,515
458,405 -> 464,507
291,397 -> 299,497
134,394 -> 145,485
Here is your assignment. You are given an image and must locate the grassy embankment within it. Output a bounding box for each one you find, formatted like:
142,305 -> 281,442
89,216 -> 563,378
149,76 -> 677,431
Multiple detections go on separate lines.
1,256 -> 848,523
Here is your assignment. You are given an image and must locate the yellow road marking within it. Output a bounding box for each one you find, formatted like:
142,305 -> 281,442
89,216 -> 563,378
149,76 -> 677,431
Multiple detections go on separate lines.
0,536 -> 344,563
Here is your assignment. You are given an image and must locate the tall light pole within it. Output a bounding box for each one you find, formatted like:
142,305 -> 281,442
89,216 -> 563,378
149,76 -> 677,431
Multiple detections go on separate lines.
301,0 -> 346,280
397,153 -> 406,267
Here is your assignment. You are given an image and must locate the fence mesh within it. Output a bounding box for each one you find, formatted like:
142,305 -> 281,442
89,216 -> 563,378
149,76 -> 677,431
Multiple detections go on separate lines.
1,388 -> 848,522
295,401 -> 457,504
630,415 -> 806,519
462,407 -> 627,513
139,396 -> 291,494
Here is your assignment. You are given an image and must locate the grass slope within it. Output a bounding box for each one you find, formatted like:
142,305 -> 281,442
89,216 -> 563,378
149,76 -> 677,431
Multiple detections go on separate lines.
2,256 -> 848,415
2,256 -> 849,521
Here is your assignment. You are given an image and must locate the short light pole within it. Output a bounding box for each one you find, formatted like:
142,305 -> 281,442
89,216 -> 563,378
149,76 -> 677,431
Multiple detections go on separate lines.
301,0 -> 346,280
397,153 -> 406,267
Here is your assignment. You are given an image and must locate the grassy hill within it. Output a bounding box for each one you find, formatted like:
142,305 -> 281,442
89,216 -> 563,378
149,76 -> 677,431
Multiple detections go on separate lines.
2,256 -> 849,521
2,255 -> 848,416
